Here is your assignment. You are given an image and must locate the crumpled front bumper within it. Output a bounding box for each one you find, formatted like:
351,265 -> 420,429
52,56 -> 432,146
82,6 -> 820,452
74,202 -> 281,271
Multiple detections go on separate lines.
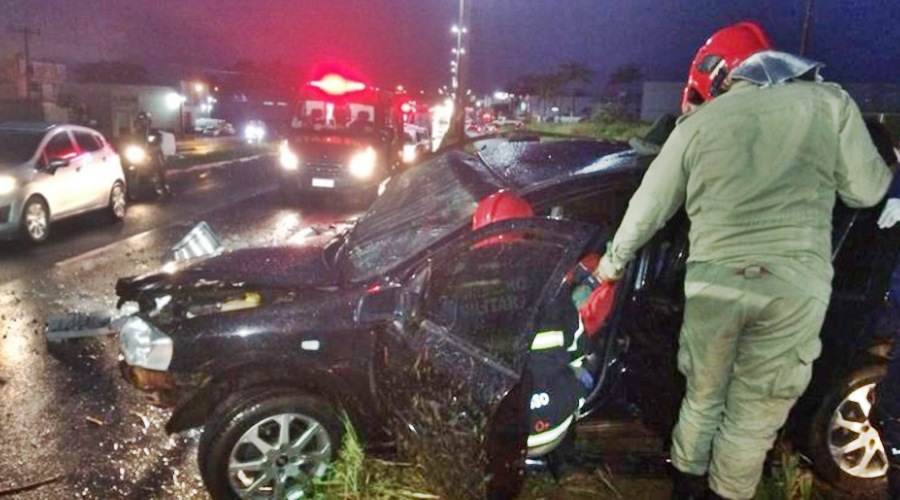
118,360 -> 180,408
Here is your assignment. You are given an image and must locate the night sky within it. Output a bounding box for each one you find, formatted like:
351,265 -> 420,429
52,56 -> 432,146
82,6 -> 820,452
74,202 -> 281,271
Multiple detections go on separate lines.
0,0 -> 896,92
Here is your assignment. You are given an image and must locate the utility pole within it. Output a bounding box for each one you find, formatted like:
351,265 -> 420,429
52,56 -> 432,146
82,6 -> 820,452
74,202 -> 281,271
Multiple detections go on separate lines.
7,26 -> 41,100
799,0 -> 814,56
443,0 -> 471,147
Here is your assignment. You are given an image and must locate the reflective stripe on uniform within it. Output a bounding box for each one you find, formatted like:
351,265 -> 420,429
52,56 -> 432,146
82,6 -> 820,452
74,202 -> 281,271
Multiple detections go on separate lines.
531,330 -> 565,350
527,414 -> 574,448
567,316 -> 585,353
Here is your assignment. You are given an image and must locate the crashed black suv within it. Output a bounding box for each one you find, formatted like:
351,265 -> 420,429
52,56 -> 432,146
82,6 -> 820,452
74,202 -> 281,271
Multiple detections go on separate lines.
115,137 -> 897,498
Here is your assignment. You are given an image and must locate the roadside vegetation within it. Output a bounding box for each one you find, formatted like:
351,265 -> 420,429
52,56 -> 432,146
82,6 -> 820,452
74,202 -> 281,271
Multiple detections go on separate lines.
312,427 -> 833,500
523,115 -> 650,142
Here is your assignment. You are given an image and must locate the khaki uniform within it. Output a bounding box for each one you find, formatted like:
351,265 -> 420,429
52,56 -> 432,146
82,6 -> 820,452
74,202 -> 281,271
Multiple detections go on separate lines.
609,80 -> 892,499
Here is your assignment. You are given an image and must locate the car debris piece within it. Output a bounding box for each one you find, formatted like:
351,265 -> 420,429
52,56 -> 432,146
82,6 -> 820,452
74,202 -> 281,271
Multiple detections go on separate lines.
163,221 -> 222,264
0,474 -> 64,497
85,416 -> 105,426
44,312 -> 123,342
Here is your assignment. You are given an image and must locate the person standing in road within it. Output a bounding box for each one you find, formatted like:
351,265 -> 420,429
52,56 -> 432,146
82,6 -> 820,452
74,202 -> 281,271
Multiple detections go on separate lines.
593,22 -> 894,499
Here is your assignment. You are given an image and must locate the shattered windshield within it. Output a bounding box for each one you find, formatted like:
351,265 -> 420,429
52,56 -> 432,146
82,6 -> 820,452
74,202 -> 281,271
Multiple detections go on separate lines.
342,152 -> 486,281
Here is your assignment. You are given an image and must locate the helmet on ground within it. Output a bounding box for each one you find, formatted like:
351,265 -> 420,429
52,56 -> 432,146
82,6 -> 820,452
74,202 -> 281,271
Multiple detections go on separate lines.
471,190 -> 534,247
681,21 -> 772,112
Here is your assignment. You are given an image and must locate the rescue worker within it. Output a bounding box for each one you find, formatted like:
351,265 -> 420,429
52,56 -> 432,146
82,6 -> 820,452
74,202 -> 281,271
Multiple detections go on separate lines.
135,111 -> 172,196
471,191 -> 587,459
472,191 -> 617,497
592,22 -> 894,499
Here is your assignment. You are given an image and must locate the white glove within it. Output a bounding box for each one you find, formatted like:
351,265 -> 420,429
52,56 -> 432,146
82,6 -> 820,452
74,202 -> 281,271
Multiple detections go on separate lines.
593,254 -> 624,282
878,198 -> 900,229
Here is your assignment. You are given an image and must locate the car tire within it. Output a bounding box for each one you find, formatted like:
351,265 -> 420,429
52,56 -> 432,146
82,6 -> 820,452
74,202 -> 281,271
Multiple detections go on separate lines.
20,196 -> 50,244
107,181 -> 127,222
810,361 -> 888,495
198,390 -> 343,500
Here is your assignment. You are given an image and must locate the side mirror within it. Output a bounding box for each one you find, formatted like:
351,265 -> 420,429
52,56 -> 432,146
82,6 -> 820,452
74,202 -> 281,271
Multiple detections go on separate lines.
44,157 -> 70,174
355,284 -> 402,324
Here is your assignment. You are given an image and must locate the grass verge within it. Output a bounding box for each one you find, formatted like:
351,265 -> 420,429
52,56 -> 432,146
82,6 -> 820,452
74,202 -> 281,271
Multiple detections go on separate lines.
524,119 -> 651,142
310,416 -> 439,499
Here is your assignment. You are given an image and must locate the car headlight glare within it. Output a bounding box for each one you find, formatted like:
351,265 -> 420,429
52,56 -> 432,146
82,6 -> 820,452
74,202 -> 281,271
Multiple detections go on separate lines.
402,145 -> 417,164
120,315 -> 173,371
349,147 -> 377,178
124,145 -> 147,164
0,176 -> 17,195
279,141 -> 299,170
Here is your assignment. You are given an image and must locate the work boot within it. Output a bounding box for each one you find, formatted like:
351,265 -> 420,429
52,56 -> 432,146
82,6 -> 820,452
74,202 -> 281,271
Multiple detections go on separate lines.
670,468 -> 709,500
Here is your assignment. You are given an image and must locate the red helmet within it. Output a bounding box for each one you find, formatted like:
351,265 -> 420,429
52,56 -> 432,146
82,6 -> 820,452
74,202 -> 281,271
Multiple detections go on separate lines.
681,21 -> 772,112
471,190 -> 534,246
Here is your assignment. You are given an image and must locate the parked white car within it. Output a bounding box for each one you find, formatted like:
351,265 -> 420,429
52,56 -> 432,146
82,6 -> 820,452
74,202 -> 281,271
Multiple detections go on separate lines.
0,122 -> 127,244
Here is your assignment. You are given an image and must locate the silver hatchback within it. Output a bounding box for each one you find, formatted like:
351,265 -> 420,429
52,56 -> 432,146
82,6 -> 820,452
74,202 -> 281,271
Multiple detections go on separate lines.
0,122 -> 127,244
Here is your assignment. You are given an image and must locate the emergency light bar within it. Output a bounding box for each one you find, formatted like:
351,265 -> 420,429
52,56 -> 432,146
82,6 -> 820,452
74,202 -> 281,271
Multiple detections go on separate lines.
310,74 -> 367,96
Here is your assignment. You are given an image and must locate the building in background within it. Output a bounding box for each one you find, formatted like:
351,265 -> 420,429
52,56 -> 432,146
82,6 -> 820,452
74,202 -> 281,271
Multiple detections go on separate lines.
0,53 -> 68,121
58,83 -> 183,140
641,81 -> 900,127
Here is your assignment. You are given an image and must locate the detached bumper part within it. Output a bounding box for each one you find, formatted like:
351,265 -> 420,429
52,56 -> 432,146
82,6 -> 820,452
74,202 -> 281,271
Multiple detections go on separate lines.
119,361 -> 178,407
119,315 -> 174,371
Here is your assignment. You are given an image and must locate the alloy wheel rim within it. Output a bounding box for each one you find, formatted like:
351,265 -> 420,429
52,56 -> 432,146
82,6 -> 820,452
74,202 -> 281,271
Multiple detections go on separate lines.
827,382 -> 888,479
228,412 -> 332,499
25,202 -> 47,240
112,184 -> 126,218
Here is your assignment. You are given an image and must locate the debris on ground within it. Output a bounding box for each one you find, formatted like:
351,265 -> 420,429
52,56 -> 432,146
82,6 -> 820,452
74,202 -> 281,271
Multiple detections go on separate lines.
0,474 -> 65,497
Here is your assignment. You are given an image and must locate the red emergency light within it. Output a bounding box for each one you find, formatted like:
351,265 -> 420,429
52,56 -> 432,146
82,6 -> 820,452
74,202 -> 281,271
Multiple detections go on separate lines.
310,74 -> 367,96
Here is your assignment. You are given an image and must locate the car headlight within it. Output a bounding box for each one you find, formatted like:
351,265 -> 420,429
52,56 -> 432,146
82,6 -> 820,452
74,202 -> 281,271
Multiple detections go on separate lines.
279,141 -> 299,170
402,144 -> 417,164
349,147 -> 377,178
0,175 -> 17,196
120,315 -> 173,371
124,145 -> 147,164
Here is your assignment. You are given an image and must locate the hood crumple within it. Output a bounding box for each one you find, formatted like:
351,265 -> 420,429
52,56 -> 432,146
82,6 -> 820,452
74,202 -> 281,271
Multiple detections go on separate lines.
116,245 -> 339,302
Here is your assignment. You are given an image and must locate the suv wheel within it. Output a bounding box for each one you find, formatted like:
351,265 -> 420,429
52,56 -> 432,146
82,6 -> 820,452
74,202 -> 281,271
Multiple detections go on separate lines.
811,361 -> 888,494
198,391 -> 343,499
20,197 -> 50,244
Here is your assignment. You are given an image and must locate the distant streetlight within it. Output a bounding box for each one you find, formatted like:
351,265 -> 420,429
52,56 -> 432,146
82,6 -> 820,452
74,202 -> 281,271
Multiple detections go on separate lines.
194,82 -> 205,93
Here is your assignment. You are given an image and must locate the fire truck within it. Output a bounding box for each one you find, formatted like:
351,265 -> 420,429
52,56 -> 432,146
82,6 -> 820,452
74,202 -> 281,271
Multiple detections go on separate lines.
278,73 -> 404,201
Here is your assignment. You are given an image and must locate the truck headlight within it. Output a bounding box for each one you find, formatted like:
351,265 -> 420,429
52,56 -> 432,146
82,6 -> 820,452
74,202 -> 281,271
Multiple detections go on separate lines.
124,145 -> 147,164
0,175 -> 17,196
349,147 -> 376,178
120,315 -> 173,370
279,141 -> 299,170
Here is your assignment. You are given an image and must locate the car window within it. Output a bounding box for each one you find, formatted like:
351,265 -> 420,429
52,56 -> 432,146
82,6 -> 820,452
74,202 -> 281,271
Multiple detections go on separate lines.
44,132 -> 77,159
422,234 -> 575,366
0,130 -> 44,164
547,185 -> 632,235
73,131 -> 103,153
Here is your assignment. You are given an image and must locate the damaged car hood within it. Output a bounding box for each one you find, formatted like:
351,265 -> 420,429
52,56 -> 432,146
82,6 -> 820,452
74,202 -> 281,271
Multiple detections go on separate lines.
117,244 -> 339,301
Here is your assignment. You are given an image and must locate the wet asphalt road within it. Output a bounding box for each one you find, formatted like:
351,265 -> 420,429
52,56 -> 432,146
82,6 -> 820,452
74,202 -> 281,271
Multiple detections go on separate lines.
0,156 -> 362,499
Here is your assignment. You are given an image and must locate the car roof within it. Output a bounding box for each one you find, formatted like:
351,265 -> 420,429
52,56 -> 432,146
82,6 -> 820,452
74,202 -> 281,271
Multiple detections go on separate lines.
0,121 -> 59,133
478,139 -> 640,193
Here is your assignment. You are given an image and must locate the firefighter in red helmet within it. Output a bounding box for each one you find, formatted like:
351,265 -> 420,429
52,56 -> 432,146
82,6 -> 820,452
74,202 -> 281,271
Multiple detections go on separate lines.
595,21 -> 892,499
472,191 -> 616,482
